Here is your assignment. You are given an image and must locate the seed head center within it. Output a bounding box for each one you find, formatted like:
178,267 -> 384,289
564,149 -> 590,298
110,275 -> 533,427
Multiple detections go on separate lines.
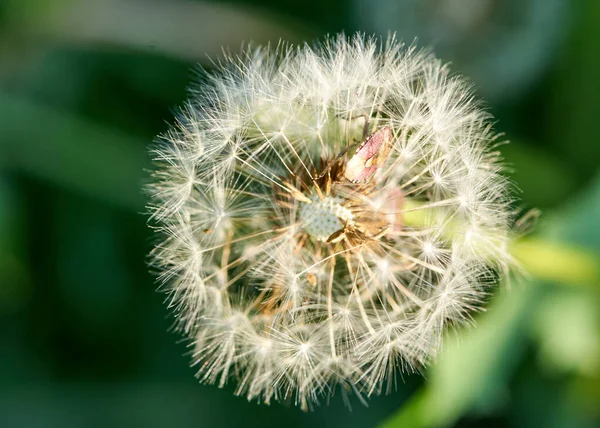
299,194 -> 353,242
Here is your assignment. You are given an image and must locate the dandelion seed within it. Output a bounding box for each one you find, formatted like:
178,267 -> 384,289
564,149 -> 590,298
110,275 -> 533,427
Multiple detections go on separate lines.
147,34 -> 516,410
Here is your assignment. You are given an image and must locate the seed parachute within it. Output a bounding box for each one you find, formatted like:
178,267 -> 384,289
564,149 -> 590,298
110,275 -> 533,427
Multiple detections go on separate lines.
147,34 -> 515,410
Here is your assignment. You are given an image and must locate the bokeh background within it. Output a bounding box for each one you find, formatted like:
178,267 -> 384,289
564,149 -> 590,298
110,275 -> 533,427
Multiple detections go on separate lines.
1,0 -> 599,427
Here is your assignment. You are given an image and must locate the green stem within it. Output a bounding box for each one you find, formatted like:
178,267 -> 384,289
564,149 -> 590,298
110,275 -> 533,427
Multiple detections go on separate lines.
510,238 -> 600,285
402,199 -> 600,286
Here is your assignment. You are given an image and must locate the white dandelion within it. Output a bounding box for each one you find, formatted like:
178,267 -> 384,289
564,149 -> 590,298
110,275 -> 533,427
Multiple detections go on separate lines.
147,34 -> 515,410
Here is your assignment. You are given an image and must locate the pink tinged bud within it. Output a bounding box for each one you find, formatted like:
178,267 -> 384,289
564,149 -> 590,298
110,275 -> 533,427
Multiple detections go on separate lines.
344,126 -> 392,183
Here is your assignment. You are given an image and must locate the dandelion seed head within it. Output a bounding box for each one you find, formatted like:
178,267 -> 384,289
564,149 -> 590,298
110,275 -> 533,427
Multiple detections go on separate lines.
147,34 -> 516,409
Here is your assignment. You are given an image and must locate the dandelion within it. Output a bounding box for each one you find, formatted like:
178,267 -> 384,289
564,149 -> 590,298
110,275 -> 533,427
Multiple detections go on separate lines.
147,34 -> 515,409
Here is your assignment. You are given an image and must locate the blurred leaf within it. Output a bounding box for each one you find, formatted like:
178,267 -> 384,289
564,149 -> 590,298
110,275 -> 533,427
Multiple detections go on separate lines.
554,172 -> 600,251
381,161 -> 600,428
1,0 -> 74,26
0,94 -> 146,210
548,0 -> 600,176
532,288 -> 600,376
380,285 -> 536,428
4,0 -> 312,61
501,141 -> 578,208
0,177 -> 31,313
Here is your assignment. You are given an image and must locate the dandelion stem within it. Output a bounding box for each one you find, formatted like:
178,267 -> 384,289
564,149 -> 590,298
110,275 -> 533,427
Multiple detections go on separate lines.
402,198 -> 600,286
509,238 -> 600,285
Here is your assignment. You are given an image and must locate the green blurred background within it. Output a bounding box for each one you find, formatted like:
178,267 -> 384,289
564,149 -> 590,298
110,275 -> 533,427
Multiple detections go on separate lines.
1,0 -> 599,427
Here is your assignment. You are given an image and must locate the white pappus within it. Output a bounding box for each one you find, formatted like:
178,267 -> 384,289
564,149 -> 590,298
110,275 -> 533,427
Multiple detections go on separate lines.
147,34 -> 515,410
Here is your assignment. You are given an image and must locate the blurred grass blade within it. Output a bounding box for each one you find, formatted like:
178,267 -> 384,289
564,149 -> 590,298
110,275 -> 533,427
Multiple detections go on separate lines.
5,0 -> 311,61
380,285 -> 537,428
0,94 -> 146,210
